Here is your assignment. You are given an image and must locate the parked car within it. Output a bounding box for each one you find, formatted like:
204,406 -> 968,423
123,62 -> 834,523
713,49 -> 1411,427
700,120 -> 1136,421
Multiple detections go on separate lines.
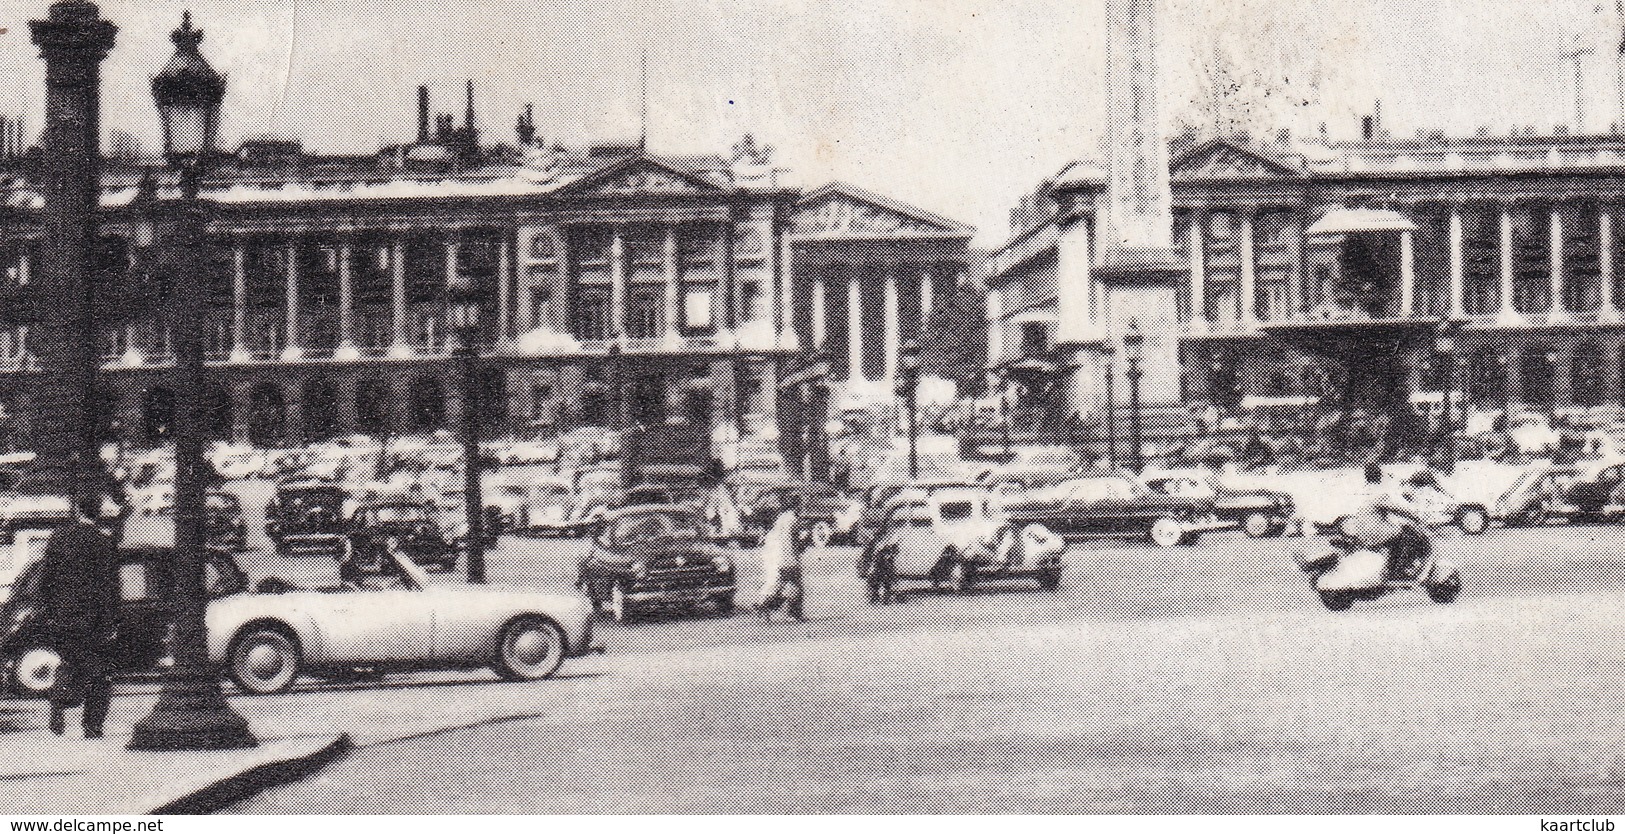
212,546 -> 599,694
264,480 -> 356,558
1140,468 -> 1297,538
500,477 -> 592,537
350,500 -> 458,573
1001,475 -> 1228,547
2,546 -> 248,697
1559,460 -> 1625,521
1489,463 -> 1583,527
500,438 -> 562,466
861,487 -> 1065,592
576,505 -> 736,622
206,490 -> 250,551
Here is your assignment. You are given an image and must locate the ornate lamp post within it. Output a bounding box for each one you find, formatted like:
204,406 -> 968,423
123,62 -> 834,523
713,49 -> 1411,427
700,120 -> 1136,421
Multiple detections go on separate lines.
1103,342 -> 1118,466
447,269 -> 486,584
129,12 -> 256,752
1123,320 -> 1146,474
1435,321 -> 1460,463
898,338 -> 922,480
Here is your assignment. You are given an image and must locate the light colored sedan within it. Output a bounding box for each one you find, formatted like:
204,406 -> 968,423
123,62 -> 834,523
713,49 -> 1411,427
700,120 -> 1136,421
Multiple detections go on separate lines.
209,548 -> 600,694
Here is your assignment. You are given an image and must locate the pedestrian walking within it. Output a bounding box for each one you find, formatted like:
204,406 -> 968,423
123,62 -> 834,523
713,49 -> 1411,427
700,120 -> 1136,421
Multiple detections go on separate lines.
38,493 -> 120,739
757,495 -> 808,621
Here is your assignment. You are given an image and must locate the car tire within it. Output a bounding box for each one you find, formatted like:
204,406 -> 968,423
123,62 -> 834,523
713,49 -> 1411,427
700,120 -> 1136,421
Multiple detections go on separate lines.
6,645 -> 60,699
1455,507 -> 1488,536
227,627 -> 302,695
608,582 -> 634,623
711,594 -> 735,617
1149,517 -> 1185,548
1318,590 -> 1355,612
809,521 -> 833,549
1427,571 -> 1462,604
1243,512 -> 1273,539
492,615 -> 566,682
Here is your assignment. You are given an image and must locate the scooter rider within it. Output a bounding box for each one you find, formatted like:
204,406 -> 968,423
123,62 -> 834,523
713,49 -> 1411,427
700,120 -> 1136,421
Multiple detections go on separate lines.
1346,463 -> 1432,577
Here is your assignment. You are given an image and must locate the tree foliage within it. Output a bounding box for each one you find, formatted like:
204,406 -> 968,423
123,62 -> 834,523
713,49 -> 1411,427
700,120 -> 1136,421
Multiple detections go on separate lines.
918,280 -> 988,396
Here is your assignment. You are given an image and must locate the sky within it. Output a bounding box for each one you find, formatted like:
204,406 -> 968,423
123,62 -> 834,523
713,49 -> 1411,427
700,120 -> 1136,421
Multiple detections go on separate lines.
0,0 -> 1616,246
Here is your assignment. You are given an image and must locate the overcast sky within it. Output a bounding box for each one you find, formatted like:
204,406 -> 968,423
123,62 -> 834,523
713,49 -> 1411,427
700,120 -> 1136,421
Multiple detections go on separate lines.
0,0 -> 1614,245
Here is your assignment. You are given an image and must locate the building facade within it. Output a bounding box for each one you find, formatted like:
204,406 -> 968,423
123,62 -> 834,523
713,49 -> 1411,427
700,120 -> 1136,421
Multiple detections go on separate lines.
0,92 -> 974,450
986,130 -> 1625,422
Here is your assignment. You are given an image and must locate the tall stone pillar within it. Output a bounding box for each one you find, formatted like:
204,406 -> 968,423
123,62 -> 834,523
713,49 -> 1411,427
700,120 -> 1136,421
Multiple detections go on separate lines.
27,1 -> 117,499
846,272 -> 863,381
389,238 -> 411,358
1549,209 -> 1570,324
335,239 -> 358,360
496,233 -> 512,343
883,266 -> 900,383
811,271 -> 827,347
1601,208 -> 1620,324
610,228 -> 627,338
1398,230 -> 1416,317
1448,207 -> 1466,319
662,226 -> 680,347
1186,211 -> 1207,333
1497,206 -> 1524,326
230,240 -> 249,362
281,240 -> 303,360
1239,210 -> 1258,327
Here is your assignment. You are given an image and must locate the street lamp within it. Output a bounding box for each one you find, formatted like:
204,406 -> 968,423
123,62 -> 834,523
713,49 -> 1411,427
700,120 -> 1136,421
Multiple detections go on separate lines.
447,265 -> 486,585
1123,320 -> 1146,475
1102,342 -> 1118,467
129,12 -> 256,752
898,338 -> 922,480
1435,321 -> 1460,464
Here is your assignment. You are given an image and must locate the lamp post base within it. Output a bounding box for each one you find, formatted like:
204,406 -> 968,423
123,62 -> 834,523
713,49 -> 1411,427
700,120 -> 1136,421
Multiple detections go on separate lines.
128,668 -> 257,751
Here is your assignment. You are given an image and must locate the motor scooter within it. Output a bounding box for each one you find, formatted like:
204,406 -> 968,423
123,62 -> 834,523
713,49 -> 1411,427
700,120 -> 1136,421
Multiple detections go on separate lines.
1295,528 -> 1462,611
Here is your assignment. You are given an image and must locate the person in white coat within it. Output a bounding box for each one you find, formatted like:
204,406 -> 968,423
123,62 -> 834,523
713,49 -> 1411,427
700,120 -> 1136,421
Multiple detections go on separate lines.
757,497 -> 807,621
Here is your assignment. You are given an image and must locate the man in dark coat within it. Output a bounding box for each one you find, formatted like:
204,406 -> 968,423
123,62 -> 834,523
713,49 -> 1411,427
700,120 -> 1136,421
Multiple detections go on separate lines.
38,494 -> 120,739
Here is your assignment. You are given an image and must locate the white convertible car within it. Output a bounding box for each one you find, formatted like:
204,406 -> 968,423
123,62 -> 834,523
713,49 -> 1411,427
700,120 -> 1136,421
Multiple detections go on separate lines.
212,548 -> 601,694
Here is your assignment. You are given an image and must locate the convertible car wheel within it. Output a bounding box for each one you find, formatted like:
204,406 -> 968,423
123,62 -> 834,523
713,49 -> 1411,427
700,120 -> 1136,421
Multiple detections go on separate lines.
228,628 -> 302,695
6,646 -> 60,698
1243,512 -> 1273,539
493,616 -> 566,681
1455,507 -> 1488,536
1149,517 -> 1185,548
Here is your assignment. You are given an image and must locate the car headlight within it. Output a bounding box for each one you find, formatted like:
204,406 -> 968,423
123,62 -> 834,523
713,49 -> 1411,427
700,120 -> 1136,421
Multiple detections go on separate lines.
712,555 -> 733,573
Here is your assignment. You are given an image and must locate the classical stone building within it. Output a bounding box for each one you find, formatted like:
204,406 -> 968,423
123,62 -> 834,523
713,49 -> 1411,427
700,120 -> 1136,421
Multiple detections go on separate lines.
0,88 -> 974,449
985,127 -> 1625,426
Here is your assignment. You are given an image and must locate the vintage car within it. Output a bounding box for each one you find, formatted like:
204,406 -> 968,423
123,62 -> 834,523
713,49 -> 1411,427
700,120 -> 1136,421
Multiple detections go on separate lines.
1000,475 -> 1228,547
572,466 -> 625,523
499,438 -> 562,466
207,443 -> 268,481
1559,460 -> 1625,520
1489,463 -> 1586,527
206,490 -> 250,551
727,479 -> 860,548
264,480 -> 356,558
576,505 -> 736,622
4,544 -> 598,697
350,500 -> 459,573
861,487 -> 1065,592
1140,468 -> 1296,538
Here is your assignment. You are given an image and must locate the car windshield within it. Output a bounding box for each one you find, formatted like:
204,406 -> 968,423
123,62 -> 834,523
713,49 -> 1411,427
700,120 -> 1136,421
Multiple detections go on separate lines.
280,490 -> 345,512
610,512 -> 705,546
1066,478 -> 1137,502
1147,477 -> 1214,498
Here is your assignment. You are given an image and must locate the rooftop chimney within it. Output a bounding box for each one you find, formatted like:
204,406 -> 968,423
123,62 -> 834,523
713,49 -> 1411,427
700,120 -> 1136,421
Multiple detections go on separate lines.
418,85 -> 430,142
465,80 -> 476,130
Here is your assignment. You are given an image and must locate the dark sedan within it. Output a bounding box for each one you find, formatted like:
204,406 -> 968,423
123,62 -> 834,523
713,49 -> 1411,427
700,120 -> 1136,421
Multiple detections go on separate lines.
1140,469 -> 1295,538
350,501 -> 458,573
576,505 -> 735,623
1000,475 -> 1228,547
264,481 -> 354,558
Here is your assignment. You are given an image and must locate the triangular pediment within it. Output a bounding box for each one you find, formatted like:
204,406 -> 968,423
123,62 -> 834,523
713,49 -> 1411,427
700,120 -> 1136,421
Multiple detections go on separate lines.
1170,140 -> 1301,181
793,182 -> 973,239
562,155 -> 726,197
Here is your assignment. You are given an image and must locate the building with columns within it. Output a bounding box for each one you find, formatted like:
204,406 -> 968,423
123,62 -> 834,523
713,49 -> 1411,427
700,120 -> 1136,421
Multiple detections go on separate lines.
986,129 -> 1625,424
0,94 -> 974,450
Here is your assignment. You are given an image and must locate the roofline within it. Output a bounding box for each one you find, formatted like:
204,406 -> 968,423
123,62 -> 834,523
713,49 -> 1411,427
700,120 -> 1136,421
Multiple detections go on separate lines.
799,180 -> 976,235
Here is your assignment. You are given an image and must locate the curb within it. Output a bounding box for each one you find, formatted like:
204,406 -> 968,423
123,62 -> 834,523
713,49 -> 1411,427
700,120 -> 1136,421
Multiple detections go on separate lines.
149,733 -> 353,815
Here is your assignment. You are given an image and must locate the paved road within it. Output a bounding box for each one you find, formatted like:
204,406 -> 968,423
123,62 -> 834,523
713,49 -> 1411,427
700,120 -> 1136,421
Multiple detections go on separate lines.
202,510 -> 1625,813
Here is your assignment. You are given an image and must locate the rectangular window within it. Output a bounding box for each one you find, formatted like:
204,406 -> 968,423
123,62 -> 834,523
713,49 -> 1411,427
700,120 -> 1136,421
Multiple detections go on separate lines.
684,287 -> 715,331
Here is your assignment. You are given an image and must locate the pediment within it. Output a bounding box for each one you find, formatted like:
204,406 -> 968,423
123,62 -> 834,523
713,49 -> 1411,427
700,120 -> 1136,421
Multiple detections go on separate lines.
793,183 -> 972,239
1170,140 -> 1301,181
564,157 -> 724,197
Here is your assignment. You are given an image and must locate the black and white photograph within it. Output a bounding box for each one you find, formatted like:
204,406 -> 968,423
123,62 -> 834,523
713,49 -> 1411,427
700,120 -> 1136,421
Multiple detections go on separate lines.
0,0 -> 1622,819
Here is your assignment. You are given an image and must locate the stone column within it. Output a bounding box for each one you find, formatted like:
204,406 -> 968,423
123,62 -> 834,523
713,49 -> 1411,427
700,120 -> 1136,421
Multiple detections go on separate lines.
496,233 -> 511,343
610,228 -> 627,338
281,240 -> 302,360
230,240 -> 249,362
662,226 -> 680,346
443,240 -> 459,350
1448,207 -> 1466,319
811,271 -> 827,347
1187,211 -> 1207,333
919,268 -> 935,326
1497,206 -> 1524,326
1239,210 -> 1257,328
987,290 -> 1003,365
883,265 -> 900,383
847,271 -> 863,381
335,239 -> 358,360
778,230 -> 798,349
389,238 -> 411,358
1549,208 -> 1570,324
1602,208 -> 1620,323
1399,230 -> 1416,317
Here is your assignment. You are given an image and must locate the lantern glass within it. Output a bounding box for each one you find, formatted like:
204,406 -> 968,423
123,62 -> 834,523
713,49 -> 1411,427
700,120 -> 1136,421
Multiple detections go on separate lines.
158,101 -> 214,158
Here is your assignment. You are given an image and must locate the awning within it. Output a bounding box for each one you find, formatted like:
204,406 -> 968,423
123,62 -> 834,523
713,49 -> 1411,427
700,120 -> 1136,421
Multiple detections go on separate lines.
1007,309 -> 1059,325
1306,208 -> 1419,237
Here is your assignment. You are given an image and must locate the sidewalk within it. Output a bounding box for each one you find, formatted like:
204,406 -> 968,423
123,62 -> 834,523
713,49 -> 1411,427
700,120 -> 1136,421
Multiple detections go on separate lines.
0,691 -> 348,815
